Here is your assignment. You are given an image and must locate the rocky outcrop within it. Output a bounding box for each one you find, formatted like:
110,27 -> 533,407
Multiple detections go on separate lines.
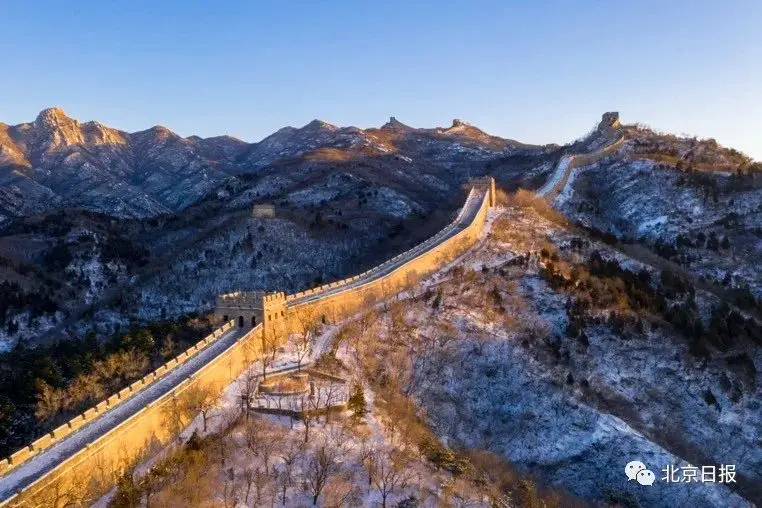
0,108 -> 225,219
0,108 -> 556,222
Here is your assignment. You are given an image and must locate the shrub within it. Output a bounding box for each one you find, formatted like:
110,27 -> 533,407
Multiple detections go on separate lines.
419,437 -> 474,477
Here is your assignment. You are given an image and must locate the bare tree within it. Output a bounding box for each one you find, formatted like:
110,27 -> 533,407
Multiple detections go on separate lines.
295,329 -> 312,372
323,472 -> 362,508
347,309 -> 378,365
380,279 -> 394,311
259,323 -> 281,379
264,322 -> 281,360
276,439 -> 304,505
260,352 -> 273,381
214,433 -> 230,468
162,393 -> 190,443
372,450 -> 414,508
35,472 -> 87,508
300,393 -> 315,443
405,269 -> 420,298
305,444 -> 339,506
321,421 -> 354,471
250,467 -> 272,506
138,464 -> 165,508
222,466 -> 242,508
316,381 -> 343,424
34,379 -> 64,425
242,466 -> 256,505
237,366 -> 258,420
182,382 -> 219,433
244,418 -> 285,475
292,306 -> 319,371
358,431 -> 379,487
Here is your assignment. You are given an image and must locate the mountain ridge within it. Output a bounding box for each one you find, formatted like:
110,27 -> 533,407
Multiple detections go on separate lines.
0,108 -> 548,223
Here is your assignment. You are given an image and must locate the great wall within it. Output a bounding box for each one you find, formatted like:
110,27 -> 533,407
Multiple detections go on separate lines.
537,112 -> 624,201
0,112 -> 624,506
216,176 -> 495,337
0,177 -> 496,506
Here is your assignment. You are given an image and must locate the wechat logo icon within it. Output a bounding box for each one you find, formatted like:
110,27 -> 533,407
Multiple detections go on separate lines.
626,460 -> 656,486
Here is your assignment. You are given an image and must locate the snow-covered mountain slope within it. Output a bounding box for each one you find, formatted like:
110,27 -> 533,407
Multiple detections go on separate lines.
351,203 -> 759,506
0,109 -> 561,346
0,109 -> 552,223
552,123 -> 762,298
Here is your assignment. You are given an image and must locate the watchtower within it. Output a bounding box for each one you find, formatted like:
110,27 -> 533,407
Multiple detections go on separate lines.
215,291 -> 266,329
261,291 -> 288,338
252,203 -> 276,218
215,290 -> 289,338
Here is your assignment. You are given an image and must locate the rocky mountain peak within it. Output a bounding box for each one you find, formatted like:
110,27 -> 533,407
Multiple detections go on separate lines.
35,107 -> 70,125
149,125 -> 174,134
140,125 -> 180,143
0,108 -> 552,221
32,107 -> 85,148
303,119 -> 337,131
451,118 -> 469,128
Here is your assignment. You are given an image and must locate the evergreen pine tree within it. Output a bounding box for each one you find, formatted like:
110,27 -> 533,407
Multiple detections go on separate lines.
347,383 -> 366,420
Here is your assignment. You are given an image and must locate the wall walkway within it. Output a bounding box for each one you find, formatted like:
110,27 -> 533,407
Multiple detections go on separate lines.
282,181 -> 492,324
537,135 -> 625,201
0,177 -> 495,506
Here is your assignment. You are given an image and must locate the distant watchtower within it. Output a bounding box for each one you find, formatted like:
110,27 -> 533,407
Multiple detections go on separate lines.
599,112 -> 621,135
601,111 -> 620,128
252,204 -> 276,218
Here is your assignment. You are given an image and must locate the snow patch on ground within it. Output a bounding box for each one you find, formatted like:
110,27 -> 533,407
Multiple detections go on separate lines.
637,215 -> 668,234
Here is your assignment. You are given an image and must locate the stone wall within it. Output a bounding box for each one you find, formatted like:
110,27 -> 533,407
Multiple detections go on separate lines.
0,178 -> 495,506
0,321 -> 235,480
541,136 -> 625,202
284,181 -> 492,326
3,323 -> 265,507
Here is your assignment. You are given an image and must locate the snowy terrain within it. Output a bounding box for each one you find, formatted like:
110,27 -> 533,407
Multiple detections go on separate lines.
555,156 -> 762,296
349,205 -> 759,507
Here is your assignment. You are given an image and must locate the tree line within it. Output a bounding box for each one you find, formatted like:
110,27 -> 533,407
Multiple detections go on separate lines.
539,249 -> 762,362
0,314 -> 215,458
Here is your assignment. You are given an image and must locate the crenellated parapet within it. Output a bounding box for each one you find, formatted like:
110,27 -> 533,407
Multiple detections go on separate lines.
216,177 -> 496,335
1,178 -> 500,507
215,291 -> 288,336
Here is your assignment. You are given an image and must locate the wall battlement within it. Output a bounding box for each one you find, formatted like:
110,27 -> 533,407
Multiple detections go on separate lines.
0,320 -> 236,504
216,177 -> 495,335
1,178 -> 496,506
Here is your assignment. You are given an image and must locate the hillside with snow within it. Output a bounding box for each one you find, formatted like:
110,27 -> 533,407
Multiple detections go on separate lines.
1,110 -> 760,507
109,198 -> 760,507
551,123 -> 762,299
0,110 -> 559,348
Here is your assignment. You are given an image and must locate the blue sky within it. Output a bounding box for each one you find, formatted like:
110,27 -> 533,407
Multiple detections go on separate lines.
2,1 -> 761,157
